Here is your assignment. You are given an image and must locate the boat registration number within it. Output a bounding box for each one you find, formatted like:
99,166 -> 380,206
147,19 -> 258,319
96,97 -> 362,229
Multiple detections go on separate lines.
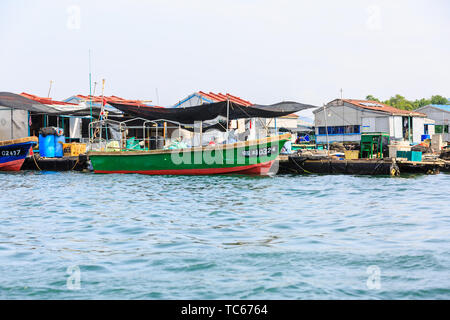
241,146 -> 277,157
1,149 -> 21,157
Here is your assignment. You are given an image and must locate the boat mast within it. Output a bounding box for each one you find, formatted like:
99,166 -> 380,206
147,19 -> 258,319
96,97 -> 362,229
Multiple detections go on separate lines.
101,79 -> 106,142
226,98 -> 230,142
323,103 -> 330,155
47,80 -> 54,98
89,49 -> 93,139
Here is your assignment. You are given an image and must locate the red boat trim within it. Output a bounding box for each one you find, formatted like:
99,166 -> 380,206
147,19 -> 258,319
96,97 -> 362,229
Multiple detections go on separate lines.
234,161 -> 274,175
0,159 -> 25,171
94,161 -> 275,175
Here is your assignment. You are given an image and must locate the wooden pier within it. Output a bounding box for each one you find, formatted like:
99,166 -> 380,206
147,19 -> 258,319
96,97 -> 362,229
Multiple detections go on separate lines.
277,155 -> 450,176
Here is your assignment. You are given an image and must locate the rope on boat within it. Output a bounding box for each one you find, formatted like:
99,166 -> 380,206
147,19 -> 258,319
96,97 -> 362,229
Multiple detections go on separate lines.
32,154 -> 42,171
71,159 -> 79,171
290,157 -> 313,174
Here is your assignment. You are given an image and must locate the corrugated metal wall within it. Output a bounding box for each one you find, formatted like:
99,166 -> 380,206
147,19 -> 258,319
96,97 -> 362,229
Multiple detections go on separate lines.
0,107 -> 29,140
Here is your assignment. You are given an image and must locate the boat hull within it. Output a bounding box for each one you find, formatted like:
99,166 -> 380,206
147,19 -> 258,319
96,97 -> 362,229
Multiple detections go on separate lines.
89,134 -> 290,176
0,137 -> 38,172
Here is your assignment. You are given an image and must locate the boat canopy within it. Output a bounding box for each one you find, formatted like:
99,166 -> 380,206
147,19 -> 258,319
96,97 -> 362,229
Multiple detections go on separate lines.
107,100 -> 317,124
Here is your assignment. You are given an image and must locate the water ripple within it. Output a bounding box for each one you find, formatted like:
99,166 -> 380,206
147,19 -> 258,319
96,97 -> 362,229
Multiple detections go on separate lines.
0,171 -> 449,299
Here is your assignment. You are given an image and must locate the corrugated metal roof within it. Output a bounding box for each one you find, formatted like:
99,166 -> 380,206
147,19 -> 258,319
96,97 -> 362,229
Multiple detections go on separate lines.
343,99 -> 426,117
66,95 -> 162,108
198,91 -> 253,106
198,92 -> 301,117
428,104 -> 450,112
75,95 -> 155,105
20,92 -> 78,106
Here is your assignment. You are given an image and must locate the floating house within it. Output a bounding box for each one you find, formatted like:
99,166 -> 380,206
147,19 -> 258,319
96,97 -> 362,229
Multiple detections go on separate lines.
415,104 -> 450,142
313,99 -> 431,145
0,92 -> 88,141
0,92 -> 142,143
21,93 -> 88,141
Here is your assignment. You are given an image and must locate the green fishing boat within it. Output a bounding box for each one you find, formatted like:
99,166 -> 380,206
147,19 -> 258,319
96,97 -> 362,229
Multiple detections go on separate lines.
88,133 -> 290,175
87,97 -> 316,175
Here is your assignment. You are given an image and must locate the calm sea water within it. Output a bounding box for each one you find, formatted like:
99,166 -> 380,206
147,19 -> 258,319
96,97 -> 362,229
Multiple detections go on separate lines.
0,171 -> 449,299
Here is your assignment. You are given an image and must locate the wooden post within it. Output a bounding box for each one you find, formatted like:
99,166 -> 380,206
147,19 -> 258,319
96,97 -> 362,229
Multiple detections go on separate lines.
163,121 -> 167,147
199,121 -> 203,146
324,104 -> 330,155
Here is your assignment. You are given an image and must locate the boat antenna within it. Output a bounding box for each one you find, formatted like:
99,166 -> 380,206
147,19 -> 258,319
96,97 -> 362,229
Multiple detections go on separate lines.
155,88 -> 160,105
89,49 -> 93,138
100,79 -> 106,119
93,81 -> 98,96
226,97 -> 230,142
47,80 -> 54,98
323,103 -> 330,156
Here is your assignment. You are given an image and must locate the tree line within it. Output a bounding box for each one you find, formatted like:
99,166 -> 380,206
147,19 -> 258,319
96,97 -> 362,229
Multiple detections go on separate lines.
365,94 -> 449,111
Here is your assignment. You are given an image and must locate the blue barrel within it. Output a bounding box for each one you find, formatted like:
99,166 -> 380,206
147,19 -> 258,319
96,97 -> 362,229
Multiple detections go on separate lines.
39,134 -> 55,158
55,135 -> 66,158
421,134 -> 430,141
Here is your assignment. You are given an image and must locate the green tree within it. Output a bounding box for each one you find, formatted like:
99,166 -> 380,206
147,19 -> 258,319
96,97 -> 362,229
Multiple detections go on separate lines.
430,95 -> 449,105
365,94 -> 449,109
366,95 -> 380,102
383,94 -> 414,110
412,98 -> 431,109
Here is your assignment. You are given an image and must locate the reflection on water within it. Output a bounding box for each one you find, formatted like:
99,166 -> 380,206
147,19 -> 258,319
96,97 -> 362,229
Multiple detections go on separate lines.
0,171 -> 449,299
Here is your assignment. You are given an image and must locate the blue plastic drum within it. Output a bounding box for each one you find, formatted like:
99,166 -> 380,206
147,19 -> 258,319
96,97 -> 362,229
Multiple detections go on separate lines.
39,134 -> 55,158
55,135 -> 66,158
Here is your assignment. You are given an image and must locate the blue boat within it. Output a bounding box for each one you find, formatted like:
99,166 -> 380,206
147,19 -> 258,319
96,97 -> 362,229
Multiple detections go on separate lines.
0,137 -> 38,171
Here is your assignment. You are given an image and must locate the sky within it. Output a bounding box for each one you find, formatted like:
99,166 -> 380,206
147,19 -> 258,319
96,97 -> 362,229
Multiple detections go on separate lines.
0,0 -> 449,117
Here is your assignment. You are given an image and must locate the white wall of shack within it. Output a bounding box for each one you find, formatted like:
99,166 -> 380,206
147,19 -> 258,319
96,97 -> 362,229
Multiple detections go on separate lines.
412,117 -> 425,144
0,108 -> 28,140
314,105 -> 361,127
391,116 -> 403,139
69,117 -> 82,139
314,103 -> 430,144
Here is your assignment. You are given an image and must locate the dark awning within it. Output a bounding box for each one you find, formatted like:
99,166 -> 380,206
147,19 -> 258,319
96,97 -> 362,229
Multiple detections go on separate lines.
108,100 -> 317,124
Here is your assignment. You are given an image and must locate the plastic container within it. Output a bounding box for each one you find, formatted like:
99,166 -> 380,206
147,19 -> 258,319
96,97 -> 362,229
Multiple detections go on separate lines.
344,150 -> 359,160
63,143 -> 88,156
38,134 -> 55,158
421,134 -> 430,141
55,135 -> 66,158
396,150 -> 422,161
410,151 -> 422,162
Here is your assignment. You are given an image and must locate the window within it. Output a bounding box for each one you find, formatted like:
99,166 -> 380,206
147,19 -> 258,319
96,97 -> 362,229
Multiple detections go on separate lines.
317,125 -> 360,135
